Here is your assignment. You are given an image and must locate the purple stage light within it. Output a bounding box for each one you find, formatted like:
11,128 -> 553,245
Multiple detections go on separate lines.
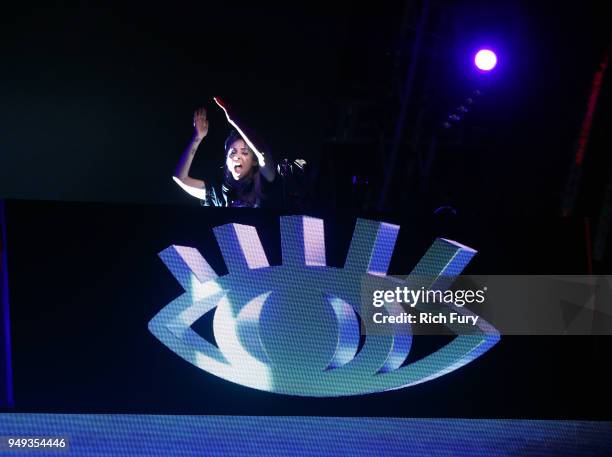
474,49 -> 497,71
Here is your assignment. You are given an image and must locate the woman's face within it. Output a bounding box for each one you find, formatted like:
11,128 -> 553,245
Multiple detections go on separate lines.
226,139 -> 256,180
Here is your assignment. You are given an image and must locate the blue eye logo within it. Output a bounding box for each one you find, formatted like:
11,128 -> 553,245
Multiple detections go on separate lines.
149,216 -> 499,397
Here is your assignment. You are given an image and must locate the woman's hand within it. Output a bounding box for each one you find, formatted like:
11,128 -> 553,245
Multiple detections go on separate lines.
193,107 -> 209,140
213,96 -> 267,168
213,97 -> 230,118
173,107 -> 208,192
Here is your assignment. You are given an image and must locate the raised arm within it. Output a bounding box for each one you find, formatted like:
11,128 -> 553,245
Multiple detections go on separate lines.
214,97 -> 276,182
173,107 -> 208,198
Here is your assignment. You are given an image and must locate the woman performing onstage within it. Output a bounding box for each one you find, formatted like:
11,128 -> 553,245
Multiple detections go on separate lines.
173,97 -> 277,208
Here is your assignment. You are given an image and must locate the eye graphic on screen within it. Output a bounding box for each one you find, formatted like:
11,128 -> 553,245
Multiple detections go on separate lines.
149,216 -> 500,396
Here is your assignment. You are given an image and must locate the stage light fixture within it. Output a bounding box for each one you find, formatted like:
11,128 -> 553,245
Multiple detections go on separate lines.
474,49 -> 497,71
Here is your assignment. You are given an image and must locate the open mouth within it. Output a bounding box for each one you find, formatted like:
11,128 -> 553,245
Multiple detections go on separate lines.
233,163 -> 243,173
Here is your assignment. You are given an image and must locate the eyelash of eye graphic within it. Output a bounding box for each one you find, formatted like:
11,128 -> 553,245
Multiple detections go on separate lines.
148,216 -> 500,397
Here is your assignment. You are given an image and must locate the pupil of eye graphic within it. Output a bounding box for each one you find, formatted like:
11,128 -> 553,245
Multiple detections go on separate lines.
258,287 -> 340,374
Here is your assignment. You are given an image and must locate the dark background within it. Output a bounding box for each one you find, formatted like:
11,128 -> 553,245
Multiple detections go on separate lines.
3,200 -> 610,418
0,1 -> 610,215
1,0 -> 611,419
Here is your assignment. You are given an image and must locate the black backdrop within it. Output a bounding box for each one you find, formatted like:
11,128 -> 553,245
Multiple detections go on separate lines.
1,2 -> 610,214
3,199 -> 610,419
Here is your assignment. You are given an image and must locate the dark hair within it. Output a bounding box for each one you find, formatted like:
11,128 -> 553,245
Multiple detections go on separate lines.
224,130 -> 243,154
222,130 -> 264,207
